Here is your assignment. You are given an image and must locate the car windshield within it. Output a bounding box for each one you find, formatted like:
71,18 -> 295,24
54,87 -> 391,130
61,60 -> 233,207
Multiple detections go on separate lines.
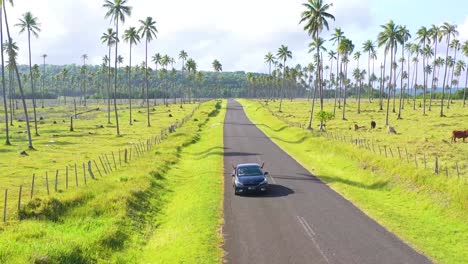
237,166 -> 262,177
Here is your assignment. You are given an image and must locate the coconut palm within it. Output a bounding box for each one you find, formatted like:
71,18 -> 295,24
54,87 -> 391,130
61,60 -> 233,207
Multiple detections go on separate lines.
0,6 -> 9,144
330,28 -> 344,113
397,25 -> 411,119
178,50 -> 188,104
277,45 -> 292,112
462,40 -> 468,107
439,22 -> 458,116
363,40 -> 375,102
300,0 -> 334,128
103,0 -> 132,136
421,45 -> 434,114
186,58 -> 197,103
378,20 -> 403,125
101,28 -> 117,124
338,37 -> 354,120
123,26 -> 140,125
212,59 -> 222,98
81,54 -> 88,106
138,16 -> 158,127
40,54 -> 47,108
416,26 -> 431,115
410,44 -> 420,110
16,11 -> 41,136
447,39 -> 460,108
428,25 -> 441,110
307,37 -> 326,129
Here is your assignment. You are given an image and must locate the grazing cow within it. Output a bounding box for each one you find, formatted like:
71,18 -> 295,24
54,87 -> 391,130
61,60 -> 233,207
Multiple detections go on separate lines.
388,126 -> 397,134
451,130 -> 468,143
371,121 -> 376,129
354,124 -> 365,131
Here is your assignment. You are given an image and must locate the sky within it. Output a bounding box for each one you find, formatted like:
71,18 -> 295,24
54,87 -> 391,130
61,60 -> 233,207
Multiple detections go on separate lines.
6,0 -> 468,74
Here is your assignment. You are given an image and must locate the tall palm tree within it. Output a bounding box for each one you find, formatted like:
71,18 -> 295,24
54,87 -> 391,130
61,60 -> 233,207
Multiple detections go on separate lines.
138,16 -> 158,127
411,44 -> 420,110
330,27 -> 344,113
404,43 -> 412,106
428,25 -> 441,111
81,54 -> 88,106
378,20 -> 403,126
462,40 -> 468,107
186,58 -> 197,102
123,26 -> 140,125
101,28 -> 116,124
264,52 -> 276,99
416,26 -> 431,115
397,25 -> 411,119
0,4 -> 10,145
307,37 -> 326,129
300,0 -> 334,128
212,59 -> 222,98
178,50 -> 188,104
439,22 -> 458,116
16,11 -> 41,136
40,54 -> 47,108
103,0 -> 132,136
353,51 -> 364,113
447,39 -> 460,108
338,37 -> 354,120
363,40 -> 375,102
277,45 -> 292,112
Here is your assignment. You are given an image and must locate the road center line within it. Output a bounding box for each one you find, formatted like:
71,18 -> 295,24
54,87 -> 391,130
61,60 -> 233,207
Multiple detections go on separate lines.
297,216 -> 330,263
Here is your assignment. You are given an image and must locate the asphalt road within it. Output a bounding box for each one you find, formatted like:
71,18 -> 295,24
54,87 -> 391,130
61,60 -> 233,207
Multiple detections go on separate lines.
222,99 -> 431,264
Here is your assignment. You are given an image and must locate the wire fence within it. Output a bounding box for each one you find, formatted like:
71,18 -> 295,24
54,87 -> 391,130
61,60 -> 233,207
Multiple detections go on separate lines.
257,100 -> 468,181
1,104 -> 201,223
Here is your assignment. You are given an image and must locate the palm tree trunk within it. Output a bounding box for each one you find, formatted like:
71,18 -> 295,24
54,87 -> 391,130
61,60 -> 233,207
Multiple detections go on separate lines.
27,30 -> 39,136
4,2 -> 33,149
440,36 -> 450,117
381,53 -> 387,111
279,59 -> 285,112
333,53 -> 339,114
0,9 -> 10,145
385,45 -> 394,126
129,42 -> 133,125
342,62 -> 348,120
463,70 -> 467,107
447,48 -> 458,109
42,56 -> 45,108
398,43 -> 405,119
307,77 -> 318,129
429,41 -> 438,111
113,21 -> 120,136
145,39 -> 150,127
107,47 -> 111,124
413,56 -> 419,110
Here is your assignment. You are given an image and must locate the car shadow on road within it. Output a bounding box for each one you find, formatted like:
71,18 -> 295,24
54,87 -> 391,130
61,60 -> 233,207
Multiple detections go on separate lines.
239,184 -> 294,198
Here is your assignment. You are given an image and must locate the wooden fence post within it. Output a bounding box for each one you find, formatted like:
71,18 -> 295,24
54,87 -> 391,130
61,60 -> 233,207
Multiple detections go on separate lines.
17,185 -> 22,213
456,162 -> 460,178
99,156 -> 108,174
94,160 -> 103,177
129,147 -> 132,161
105,155 -> 113,172
83,163 -> 87,185
112,152 -> 117,170
46,172 -> 50,195
75,163 -> 79,187
55,170 -> 59,192
119,149 -> 122,167
445,166 -> 449,177
389,148 -> 394,158
397,147 -> 401,160
124,149 -> 128,163
405,147 -> 409,163
434,156 -> 439,174
31,174 -> 35,199
414,154 -> 418,168
88,161 -> 95,180
3,189 -> 7,222
384,146 -> 388,158
423,153 -> 427,169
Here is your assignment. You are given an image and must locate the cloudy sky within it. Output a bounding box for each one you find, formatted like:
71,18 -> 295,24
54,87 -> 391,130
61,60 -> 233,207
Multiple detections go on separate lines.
7,0 -> 468,73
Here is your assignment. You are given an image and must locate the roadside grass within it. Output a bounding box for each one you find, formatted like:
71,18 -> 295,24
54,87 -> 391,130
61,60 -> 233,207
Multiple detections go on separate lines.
239,99 -> 467,264
0,102 -> 198,218
261,99 -> 468,177
0,101 -> 224,263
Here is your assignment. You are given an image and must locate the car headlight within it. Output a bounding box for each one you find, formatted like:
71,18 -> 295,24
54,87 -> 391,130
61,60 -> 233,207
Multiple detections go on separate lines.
260,178 -> 268,185
235,179 -> 244,187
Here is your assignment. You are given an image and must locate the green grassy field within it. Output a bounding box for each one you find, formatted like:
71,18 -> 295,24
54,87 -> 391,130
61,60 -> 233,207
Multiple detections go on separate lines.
261,99 -> 468,177
239,99 -> 467,264
0,100 -> 225,263
0,101 -> 198,218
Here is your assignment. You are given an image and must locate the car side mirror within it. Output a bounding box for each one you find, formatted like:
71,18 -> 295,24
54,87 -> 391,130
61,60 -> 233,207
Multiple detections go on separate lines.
231,173 -> 235,177
264,172 -> 269,176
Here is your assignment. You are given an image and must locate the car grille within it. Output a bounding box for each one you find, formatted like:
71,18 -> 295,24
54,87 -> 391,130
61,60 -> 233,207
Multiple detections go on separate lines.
243,182 -> 261,186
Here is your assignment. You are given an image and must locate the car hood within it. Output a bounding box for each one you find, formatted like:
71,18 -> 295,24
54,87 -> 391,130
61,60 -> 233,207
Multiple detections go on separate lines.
238,175 -> 265,184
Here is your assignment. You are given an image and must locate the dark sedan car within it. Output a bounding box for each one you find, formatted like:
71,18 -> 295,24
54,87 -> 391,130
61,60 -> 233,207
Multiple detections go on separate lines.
232,163 -> 269,195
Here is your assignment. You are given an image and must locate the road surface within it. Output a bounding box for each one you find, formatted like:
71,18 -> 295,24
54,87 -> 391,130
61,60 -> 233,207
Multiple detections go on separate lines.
222,99 -> 430,264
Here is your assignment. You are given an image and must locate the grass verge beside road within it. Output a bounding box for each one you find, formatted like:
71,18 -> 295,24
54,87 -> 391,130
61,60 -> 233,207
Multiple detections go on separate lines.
239,99 -> 467,264
0,101 -> 225,263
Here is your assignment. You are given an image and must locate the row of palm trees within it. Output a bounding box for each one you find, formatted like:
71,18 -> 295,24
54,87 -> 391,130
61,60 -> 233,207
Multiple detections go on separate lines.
259,0 -> 468,130
1,0 -> 226,148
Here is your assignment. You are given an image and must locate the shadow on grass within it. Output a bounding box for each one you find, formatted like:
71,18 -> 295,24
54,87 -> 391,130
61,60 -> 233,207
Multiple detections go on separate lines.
196,151 -> 260,160
313,174 -> 389,190
224,122 -> 288,133
188,146 -> 229,155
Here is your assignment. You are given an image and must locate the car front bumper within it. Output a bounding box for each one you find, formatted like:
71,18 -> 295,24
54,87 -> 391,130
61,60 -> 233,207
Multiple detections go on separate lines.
235,184 -> 268,193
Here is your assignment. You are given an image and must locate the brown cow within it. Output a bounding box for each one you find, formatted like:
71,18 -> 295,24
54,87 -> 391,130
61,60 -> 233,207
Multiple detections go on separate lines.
451,130 -> 468,143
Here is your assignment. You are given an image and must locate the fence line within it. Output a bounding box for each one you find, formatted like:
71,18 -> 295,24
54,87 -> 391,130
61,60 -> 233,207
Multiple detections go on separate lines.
257,101 -> 467,180
1,103 -> 202,223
